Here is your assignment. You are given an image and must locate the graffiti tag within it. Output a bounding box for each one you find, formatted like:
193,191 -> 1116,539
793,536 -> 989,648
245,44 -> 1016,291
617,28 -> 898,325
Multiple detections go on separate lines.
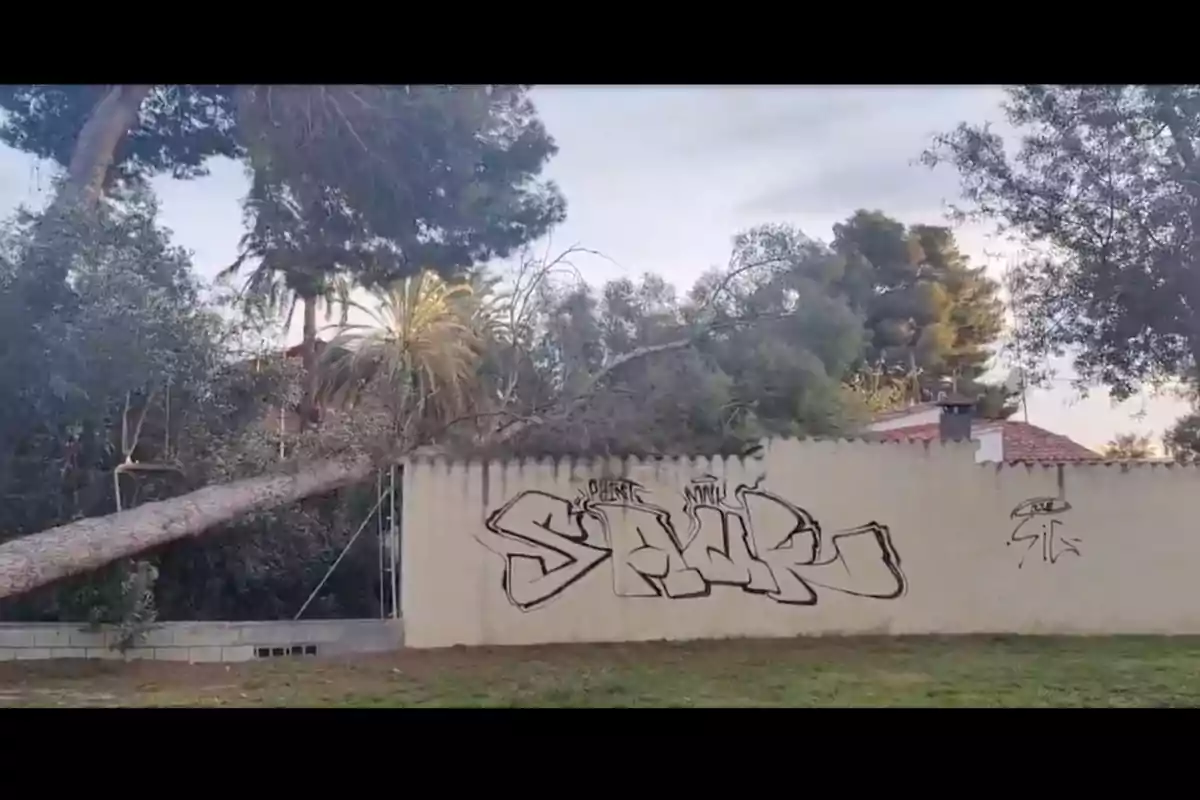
475,475 -> 906,612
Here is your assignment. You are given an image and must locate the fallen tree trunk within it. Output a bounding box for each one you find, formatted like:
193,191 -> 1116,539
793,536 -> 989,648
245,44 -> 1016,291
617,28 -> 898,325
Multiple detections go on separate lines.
0,454 -> 373,600
0,306 -> 777,601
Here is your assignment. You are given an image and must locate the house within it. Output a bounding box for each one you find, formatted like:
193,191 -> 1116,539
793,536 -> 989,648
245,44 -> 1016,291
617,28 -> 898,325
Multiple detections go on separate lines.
865,398 -> 1101,463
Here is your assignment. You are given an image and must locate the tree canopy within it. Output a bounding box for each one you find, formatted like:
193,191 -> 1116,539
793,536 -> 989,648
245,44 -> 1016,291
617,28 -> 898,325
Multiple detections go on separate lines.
832,209 -> 1007,408
924,85 -> 1200,400
0,85 -> 242,191
0,85 -> 1018,612
1102,432 -> 1156,460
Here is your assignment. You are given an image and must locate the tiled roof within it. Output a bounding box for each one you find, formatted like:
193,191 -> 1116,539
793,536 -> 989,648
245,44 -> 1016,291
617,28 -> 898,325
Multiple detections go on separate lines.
871,422 -> 973,444
874,420 -> 1101,462
1000,422 -> 1101,462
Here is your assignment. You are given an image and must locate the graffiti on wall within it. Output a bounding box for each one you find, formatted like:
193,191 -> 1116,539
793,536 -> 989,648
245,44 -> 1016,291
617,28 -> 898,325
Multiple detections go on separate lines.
475,474 -> 906,612
1007,496 -> 1080,568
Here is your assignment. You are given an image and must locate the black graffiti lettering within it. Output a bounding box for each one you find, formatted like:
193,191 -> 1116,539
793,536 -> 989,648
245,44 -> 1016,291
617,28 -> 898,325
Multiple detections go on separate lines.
681,499 -> 779,593
478,477 -> 908,611
1007,495 -> 1080,568
778,522 -> 908,600
734,487 -> 820,604
476,490 -> 611,611
585,477 -> 647,505
591,502 -> 708,599
683,480 -> 726,508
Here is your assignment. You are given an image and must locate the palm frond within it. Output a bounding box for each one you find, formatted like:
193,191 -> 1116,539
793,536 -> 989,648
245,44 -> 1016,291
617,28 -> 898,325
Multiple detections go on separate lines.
317,270 -> 495,427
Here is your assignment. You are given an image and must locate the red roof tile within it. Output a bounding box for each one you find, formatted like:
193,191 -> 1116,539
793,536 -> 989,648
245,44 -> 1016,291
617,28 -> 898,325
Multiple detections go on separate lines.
999,422 -> 1100,462
872,423 -> 944,442
874,420 -> 1100,462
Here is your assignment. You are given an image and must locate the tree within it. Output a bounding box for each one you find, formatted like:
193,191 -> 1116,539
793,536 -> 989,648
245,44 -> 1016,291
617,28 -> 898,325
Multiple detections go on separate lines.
1164,413 -> 1200,463
0,86 -> 241,206
0,84 -> 566,292
317,271 -> 489,431
0,184 -> 256,618
487,224 -> 870,458
0,225 -> 870,598
225,86 -> 567,427
831,210 -> 1006,404
975,384 -> 1021,421
3,86 -> 567,447
0,86 -> 567,601
0,87 -> 241,314
923,85 -> 1200,400
1102,432 -> 1156,460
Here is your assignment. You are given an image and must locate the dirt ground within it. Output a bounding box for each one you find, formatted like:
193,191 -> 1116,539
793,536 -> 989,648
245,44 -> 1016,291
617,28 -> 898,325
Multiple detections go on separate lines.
3,635 -> 1200,707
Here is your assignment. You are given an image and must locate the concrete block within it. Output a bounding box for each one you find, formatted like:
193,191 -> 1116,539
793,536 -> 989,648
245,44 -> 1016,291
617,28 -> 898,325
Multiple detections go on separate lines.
32,627 -> 74,647
302,624 -> 348,643
128,648 -> 157,661
48,647 -> 88,659
220,645 -> 255,663
68,628 -> 108,648
0,628 -> 34,647
186,646 -> 224,663
85,647 -> 121,660
136,626 -> 175,648
172,625 -> 240,647
236,623 -> 304,646
0,620 -> 403,661
102,629 -> 156,649
14,648 -> 52,660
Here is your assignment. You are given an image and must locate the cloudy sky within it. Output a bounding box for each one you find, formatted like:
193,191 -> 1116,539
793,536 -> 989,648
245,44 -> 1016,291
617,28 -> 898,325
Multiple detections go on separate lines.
0,86 -> 1187,450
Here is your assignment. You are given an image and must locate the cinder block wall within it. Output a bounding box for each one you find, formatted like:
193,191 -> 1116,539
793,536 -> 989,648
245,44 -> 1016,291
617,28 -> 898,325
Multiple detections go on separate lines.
0,619 -> 405,662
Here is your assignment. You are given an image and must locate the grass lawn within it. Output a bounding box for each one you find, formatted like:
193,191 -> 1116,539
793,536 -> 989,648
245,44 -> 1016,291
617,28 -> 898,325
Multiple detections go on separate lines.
1,635 -> 1199,707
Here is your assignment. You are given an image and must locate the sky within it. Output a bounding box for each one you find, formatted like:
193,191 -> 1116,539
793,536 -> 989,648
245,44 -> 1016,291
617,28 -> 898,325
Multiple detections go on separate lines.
0,85 -> 1189,451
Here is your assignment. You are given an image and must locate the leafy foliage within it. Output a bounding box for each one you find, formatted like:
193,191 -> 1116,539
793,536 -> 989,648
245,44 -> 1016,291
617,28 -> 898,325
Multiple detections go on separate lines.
224,85 -> 567,428
832,210 -> 1006,405
231,86 -> 566,289
924,85 -> 1200,400
318,271 -> 489,431
0,85 -> 242,191
0,187 -> 383,623
1164,413 -> 1200,463
0,85 -> 1020,616
1102,432 -> 1156,460
471,225 -> 872,459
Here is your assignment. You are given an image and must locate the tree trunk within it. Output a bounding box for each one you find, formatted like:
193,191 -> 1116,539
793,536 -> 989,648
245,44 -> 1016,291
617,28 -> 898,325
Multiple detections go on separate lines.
0,455 -> 374,600
0,311 -> 766,601
20,86 -> 154,309
59,85 -> 154,212
299,294 -> 319,429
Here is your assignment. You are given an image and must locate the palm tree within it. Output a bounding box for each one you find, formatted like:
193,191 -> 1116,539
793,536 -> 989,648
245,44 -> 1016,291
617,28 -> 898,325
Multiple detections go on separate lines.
218,160 -> 358,429
317,271 -> 494,438
218,245 -> 351,427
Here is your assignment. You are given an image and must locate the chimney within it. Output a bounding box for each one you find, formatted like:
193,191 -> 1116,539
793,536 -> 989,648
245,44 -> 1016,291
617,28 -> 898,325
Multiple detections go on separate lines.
937,393 -> 976,442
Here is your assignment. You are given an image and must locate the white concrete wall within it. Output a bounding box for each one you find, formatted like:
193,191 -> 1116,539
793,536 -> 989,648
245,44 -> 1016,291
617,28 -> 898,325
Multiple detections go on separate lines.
866,407 -> 941,431
976,427 -> 1004,463
401,437 -> 1200,649
0,619 -> 404,662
